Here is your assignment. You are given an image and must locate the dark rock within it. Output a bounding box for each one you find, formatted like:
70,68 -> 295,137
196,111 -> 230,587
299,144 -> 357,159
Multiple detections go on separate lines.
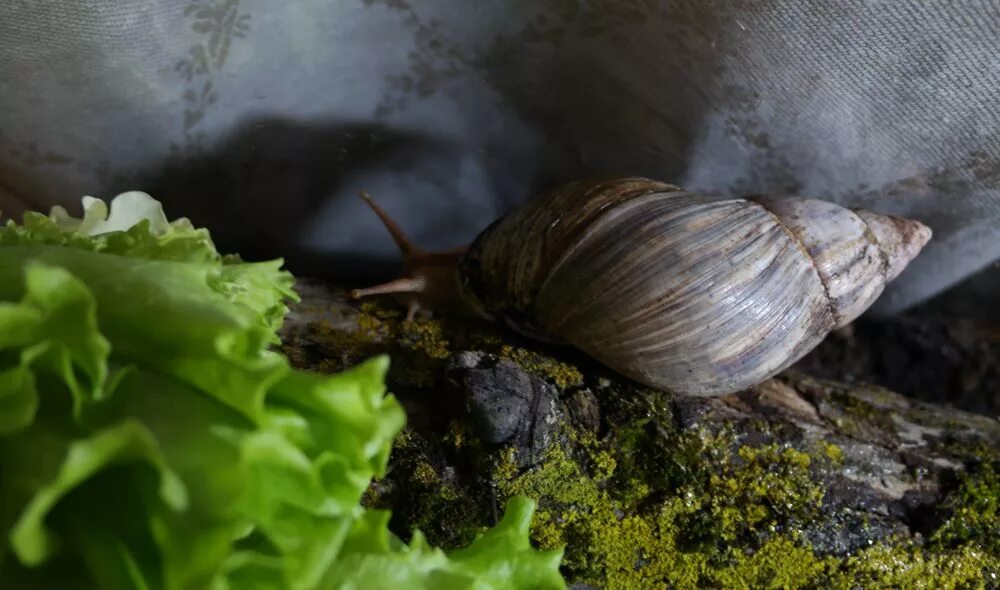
891,488 -> 946,536
822,475 -> 901,515
449,352 -> 529,444
803,509 -> 907,555
446,351 -> 563,467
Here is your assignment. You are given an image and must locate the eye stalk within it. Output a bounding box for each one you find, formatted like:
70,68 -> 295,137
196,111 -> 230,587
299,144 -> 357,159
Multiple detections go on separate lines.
350,192 -> 467,322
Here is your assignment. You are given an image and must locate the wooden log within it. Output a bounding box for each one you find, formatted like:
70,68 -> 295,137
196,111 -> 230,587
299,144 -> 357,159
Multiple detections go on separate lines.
280,278 -> 1000,589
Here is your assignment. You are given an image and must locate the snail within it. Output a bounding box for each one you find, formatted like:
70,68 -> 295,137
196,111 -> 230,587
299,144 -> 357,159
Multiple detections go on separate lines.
350,177 -> 931,397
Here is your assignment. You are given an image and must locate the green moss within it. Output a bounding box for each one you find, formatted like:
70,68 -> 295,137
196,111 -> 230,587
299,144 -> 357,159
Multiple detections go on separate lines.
827,390 -> 898,437
929,437 -> 1000,468
304,298 -> 588,392
493,446 -> 520,484
299,295 -> 1000,588
362,425 -> 490,550
498,345 -> 584,389
388,313 -> 452,361
591,448 -> 617,481
822,442 -> 844,465
836,541 -> 999,589
712,536 -> 831,589
932,460 -> 1000,555
491,423 -> 834,588
442,417 -> 471,451
304,307 -> 386,371
490,416 -> 1000,590
303,300 -> 462,387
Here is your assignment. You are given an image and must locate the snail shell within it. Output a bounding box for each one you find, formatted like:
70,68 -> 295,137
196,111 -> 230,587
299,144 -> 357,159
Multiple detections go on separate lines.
455,178 -> 931,396
354,177 -> 931,397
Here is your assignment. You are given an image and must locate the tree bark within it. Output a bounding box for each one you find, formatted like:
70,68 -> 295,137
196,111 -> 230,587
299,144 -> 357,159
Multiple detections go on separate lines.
280,278 -> 1000,589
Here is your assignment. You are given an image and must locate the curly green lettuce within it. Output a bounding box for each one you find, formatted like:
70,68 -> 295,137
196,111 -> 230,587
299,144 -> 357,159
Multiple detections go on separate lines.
0,191 -> 565,590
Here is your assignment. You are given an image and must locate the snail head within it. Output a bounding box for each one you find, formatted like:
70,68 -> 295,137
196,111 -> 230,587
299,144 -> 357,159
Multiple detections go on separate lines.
349,192 -> 467,321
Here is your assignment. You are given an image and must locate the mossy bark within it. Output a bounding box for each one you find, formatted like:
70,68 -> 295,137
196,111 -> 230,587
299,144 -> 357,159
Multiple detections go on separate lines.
280,279 -> 1000,590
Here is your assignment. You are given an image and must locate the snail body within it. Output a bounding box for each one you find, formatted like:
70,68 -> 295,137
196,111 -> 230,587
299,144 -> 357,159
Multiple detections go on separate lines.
352,177 -> 931,397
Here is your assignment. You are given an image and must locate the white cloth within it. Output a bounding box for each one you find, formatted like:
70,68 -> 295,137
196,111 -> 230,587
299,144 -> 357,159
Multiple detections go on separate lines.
2,0 -> 998,315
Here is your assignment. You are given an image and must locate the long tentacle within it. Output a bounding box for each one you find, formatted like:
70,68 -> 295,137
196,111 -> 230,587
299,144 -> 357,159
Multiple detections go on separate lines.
360,191 -> 422,256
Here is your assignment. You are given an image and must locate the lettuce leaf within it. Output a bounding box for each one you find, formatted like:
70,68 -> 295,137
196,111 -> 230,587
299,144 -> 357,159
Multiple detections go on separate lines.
0,192 -> 564,590
326,496 -> 566,589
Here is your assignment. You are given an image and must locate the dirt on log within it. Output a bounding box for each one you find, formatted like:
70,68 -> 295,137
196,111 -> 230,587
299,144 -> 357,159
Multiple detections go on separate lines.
279,279 -> 1000,589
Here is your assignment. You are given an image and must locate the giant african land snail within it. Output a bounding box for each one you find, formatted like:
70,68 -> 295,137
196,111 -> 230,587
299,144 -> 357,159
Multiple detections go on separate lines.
351,177 -> 931,397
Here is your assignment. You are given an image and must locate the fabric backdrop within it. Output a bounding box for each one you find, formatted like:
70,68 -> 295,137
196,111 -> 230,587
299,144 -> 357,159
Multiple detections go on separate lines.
1,0 -> 998,317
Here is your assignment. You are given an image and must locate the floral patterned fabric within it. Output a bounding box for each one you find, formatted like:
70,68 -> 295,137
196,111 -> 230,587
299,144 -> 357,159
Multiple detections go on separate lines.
1,0 -> 998,315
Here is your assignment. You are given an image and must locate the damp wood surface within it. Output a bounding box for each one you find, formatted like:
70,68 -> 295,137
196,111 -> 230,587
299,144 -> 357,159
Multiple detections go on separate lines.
279,278 -> 1000,590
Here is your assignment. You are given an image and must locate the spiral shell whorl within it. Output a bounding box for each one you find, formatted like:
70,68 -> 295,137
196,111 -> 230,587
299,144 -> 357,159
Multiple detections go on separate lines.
457,177 -> 931,397
854,210 -> 933,283
750,196 -> 932,328
534,190 -> 835,396
458,177 -> 680,340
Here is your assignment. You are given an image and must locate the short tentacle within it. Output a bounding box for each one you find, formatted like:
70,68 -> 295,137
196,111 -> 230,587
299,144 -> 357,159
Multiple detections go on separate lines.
350,276 -> 427,299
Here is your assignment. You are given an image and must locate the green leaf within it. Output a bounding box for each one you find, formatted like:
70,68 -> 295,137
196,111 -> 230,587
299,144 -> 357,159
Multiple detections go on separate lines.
0,365 -> 37,435
0,263 -> 110,426
0,191 -> 565,590
0,245 -> 286,423
324,496 -> 566,590
8,419 -> 188,566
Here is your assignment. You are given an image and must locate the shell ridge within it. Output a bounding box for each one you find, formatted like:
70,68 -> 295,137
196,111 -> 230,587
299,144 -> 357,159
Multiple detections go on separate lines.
537,185 -> 677,287
588,210 -> 784,349
616,225 -> 791,354
535,194 -> 707,307
536,198 -> 747,333
706,239 -> 813,364
470,178 -> 681,339
856,216 -> 892,279
747,198 -> 842,326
